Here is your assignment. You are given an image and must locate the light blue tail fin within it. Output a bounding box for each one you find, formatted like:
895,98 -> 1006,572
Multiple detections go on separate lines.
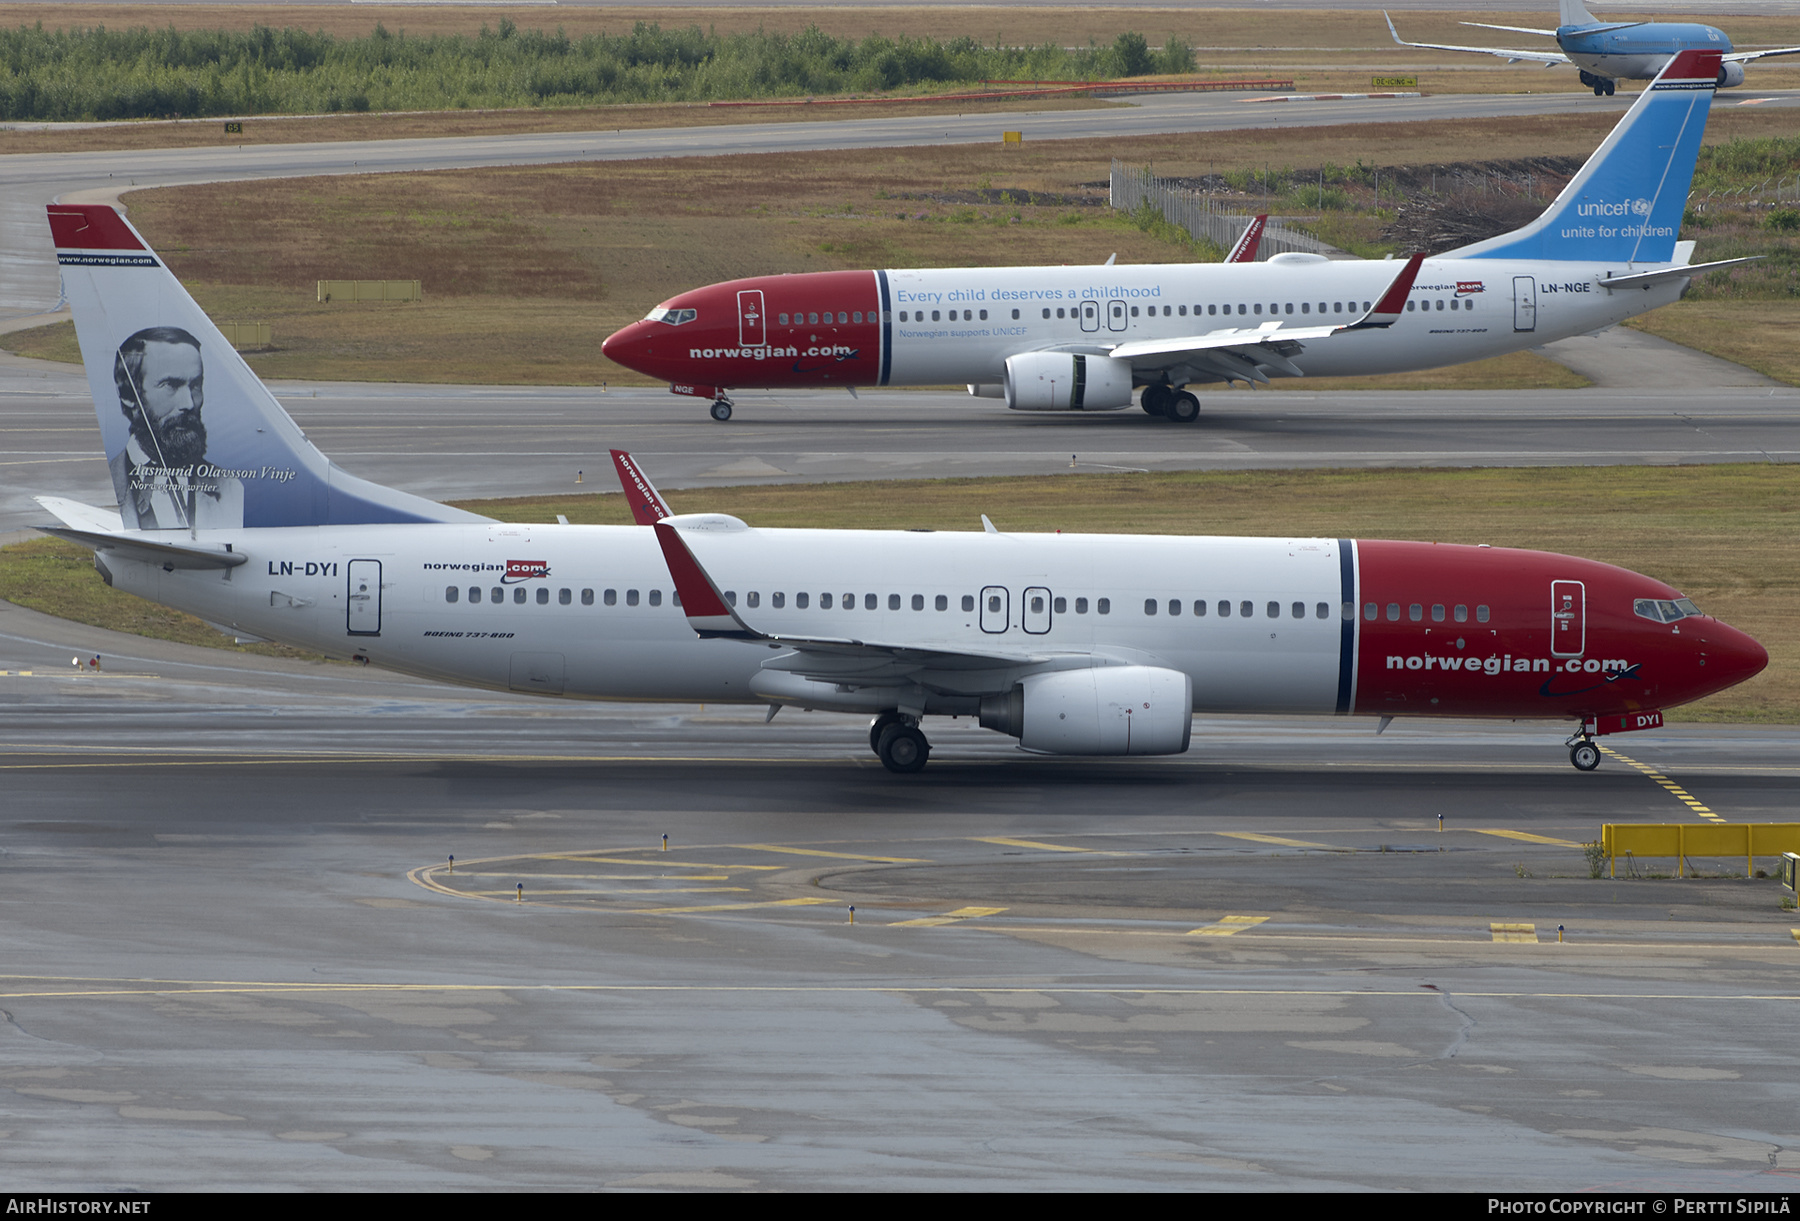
1446,50 -> 1718,265
49,204 -> 489,531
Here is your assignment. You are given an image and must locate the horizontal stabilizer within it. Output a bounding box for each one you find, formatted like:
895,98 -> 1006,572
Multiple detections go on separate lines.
38,525 -> 247,569
1598,256 -> 1762,290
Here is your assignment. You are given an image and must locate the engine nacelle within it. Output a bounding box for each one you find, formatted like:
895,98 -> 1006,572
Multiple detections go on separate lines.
1003,352 -> 1134,411
979,666 -> 1193,755
1718,61 -> 1746,88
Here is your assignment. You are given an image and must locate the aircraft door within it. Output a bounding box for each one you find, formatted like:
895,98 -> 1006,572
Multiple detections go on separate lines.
1080,300 -> 1100,333
1107,300 -> 1128,332
1550,580 -> 1585,657
737,289 -> 766,347
1022,586 -> 1052,634
347,559 -> 382,636
980,585 -> 1010,634
1513,276 -> 1537,333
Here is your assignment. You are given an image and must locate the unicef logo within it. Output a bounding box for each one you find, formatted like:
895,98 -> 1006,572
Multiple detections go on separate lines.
1629,198 -> 1653,216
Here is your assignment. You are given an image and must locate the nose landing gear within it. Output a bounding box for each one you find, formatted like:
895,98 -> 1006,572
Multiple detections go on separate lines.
709,397 -> 734,422
1566,726 -> 1602,771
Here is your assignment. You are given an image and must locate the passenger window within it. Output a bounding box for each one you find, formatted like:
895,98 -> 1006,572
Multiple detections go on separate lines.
1042,308 -> 1051,319
1219,600 -> 1231,618
1302,302 -> 1310,314
1365,603 -> 1376,620
866,593 -> 879,610
1454,604 -> 1467,622
779,313 -> 789,325
962,595 -> 975,612
809,312 -> 819,325
1131,306 -> 1139,317
979,310 -> 988,321
468,586 -> 480,604
912,594 -> 924,611
1342,603 -> 1355,621
536,587 -> 549,605
445,586 -> 458,603
844,593 -> 856,610
491,587 -> 504,604
1240,600 -> 1254,618
1406,300 -> 1415,312
1097,598 -> 1110,615
1409,603 -> 1423,622
626,589 -> 639,607
1266,601 -> 1279,618
773,592 -> 786,608
650,590 -> 663,607
932,310 -> 941,321
796,592 -> 809,609
1053,596 -> 1066,614
1055,308 -> 1065,319
821,593 -> 834,609
936,595 -> 948,611
604,589 -> 617,606
1386,603 -> 1400,621
747,591 -> 760,608
1179,305 -> 1188,316
989,594 -> 1003,613
1144,599 -> 1157,616
581,589 -> 594,606
1476,605 -> 1491,623
1292,602 -> 1304,619
1431,604 -> 1445,622
1194,600 -> 1207,617
1012,309 -> 1020,320
1169,599 -> 1181,616
1253,304 -> 1262,315
559,588 -> 571,605
1075,597 -> 1088,614
508,587 -> 523,604
1316,602 -> 1330,619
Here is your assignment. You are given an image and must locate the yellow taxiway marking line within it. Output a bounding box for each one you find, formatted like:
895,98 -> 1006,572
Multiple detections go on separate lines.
465,887 -> 749,898
1215,832 -> 1335,849
973,836 -> 1094,853
892,905 -> 1009,927
548,856 -> 782,871
1490,923 -> 1539,943
1187,914 -> 1271,936
1473,829 -> 1583,847
1602,746 -> 1726,822
735,843 -> 928,864
625,896 -> 835,915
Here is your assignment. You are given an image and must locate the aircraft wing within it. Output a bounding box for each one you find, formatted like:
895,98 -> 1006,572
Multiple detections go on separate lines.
1723,46 -> 1800,64
1385,11 -> 1569,66
609,449 -> 673,524
652,515 -> 1068,689
1104,252 -> 1424,382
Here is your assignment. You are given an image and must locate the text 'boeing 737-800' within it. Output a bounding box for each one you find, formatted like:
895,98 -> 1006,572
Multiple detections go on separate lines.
36,193 -> 1765,773
601,50 -> 1752,423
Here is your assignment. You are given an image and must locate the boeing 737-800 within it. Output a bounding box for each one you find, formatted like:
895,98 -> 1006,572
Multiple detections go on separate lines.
1387,1 -> 1800,95
38,196 -> 1765,772
602,51 -> 1749,422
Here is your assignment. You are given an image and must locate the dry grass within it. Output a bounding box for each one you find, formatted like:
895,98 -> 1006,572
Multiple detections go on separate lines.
449,463 -> 1797,725
1625,301 -> 1800,386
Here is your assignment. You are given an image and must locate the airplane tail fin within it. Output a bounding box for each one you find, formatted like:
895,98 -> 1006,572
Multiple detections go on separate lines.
48,205 -> 488,531
1445,50 -> 1718,265
1558,0 -> 1599,27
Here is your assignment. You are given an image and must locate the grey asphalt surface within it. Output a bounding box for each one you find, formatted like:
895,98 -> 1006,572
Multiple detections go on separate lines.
1,598 -> 1797,1189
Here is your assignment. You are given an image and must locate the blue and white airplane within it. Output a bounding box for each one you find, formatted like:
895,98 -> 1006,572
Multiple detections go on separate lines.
1386,0 -> 1800,94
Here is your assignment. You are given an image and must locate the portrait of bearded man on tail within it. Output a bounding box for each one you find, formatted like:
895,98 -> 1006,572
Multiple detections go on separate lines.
107,325 -> 244,530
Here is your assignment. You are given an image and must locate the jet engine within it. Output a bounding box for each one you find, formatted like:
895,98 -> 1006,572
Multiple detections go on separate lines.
1003,352 -> 1134,411
1718,62 -> 1746,88
979,665 -> 1194,755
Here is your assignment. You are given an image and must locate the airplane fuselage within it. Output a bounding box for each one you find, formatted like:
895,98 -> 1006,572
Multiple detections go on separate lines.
602,257 -> 1685,398
1560,22 -> 1732,80
102,523 -> 1762,726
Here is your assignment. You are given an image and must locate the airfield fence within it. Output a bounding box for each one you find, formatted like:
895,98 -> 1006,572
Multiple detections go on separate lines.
1109,160 -> 1339,259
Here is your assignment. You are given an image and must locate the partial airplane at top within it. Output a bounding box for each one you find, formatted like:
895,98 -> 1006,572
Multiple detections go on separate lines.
602,51 -> 1751,423
1386,0 -> 1800,94
35,199 -> 1766,773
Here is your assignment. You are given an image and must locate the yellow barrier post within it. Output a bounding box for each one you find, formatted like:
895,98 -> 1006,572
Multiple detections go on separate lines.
847,905 -> 856,924
447,854 -> 454,874
1002,131 -> 1022,144
516,882 -> 524,903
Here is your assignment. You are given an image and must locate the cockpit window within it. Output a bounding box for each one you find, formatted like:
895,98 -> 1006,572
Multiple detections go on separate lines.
645,307 -> 697,326
1634,597 -> 1702,623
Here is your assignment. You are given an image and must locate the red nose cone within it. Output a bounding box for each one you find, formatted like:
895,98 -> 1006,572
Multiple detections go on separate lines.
1706,620 -> 1769,692
601,322 -> 650,373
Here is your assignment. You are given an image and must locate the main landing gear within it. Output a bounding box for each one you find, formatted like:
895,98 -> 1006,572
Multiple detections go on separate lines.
709,396 -> 734,422
1139,384 -> 1201,424
869,712 -> 930,774
1566,727 -> 1602,772
1579,70 -> 1616,97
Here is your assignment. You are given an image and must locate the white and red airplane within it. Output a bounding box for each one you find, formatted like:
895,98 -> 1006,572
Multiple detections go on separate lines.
35,200 -> 1766,773
602,50 -> 1750,422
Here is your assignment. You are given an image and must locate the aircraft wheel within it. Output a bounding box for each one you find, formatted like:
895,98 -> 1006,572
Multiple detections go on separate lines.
877,722 -> 930,774
710,399 -> 733,422
869,711 -> 906,754
1166,390 -> 1201,424
1605,80 -> 1616,97
1570,741 -> 1601,772
1140,385 -> 1172,417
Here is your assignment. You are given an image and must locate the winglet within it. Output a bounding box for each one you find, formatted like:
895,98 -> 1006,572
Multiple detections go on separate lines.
652,518 -> 759,639
1227,215 -> 1267,264
610,449 -> 673,525
1343,252 -> 1424,330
